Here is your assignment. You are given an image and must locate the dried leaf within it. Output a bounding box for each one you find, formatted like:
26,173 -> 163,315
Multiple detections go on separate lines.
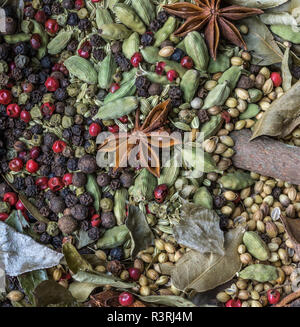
137,295 -> 196,307
86,174 -> 101,212
0,221 -> 63,276
227,0 -> 289,9
242,17 -> 283,65
5,210 -> 29,233
72,271 -> 136,289
125,205 -> 155,258
251,80 -> 300,140
62,242 -> 93,274
18,270 -> 48,305
34,280 -> 78,307
173,202 -> 224,255
68,282 -> 98,302
280,215 -> 300,259
260,12 -> 298,25
282,47 -> 292,92
76,229 -> 95,249
171,226 -> 245,293
96,225 -> 130,249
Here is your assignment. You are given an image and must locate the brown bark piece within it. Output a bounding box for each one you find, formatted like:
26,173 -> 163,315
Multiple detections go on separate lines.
231,129 -> 300,185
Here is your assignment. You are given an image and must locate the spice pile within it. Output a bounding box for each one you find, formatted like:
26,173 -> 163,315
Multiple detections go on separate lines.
1,0 -> 300,308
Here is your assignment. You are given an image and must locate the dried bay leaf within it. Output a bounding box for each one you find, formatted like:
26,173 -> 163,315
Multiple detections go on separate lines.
72,271 -> 136,289
75,229 -> 96,249
68,282 -> 98,302
260,12 -> 298,25
173,203 -> 225,255
125,205 -> 155,258
227,0 -> 289,9
137,295 -> 196,307
5,210 -> 29,233
282,47 -> 292,92
62,242 -> 93,274
251,80 -> 300,140
280,215 -> 300,259
86,174 -> 101,212
171,226 -> 245,293
242,17 -> 283,65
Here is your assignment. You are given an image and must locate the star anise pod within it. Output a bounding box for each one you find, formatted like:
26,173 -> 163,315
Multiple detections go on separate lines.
163,0 -> 263,60
98,99 -> 181,178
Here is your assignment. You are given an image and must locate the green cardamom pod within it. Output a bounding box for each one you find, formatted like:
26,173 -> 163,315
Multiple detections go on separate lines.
98,53 -> 117,89
248,88 -> 263,103
239,264 -> 278,282
270,24 -> 300,44
184,31 -> 209,72
95,7 -> 113,29
154,16 -> 177,47
180,69 -> 201,103
47,30 -> 73,55
193,186 -> 213,209
243,231 -> 270,261
64,56 -> 98,84
132,0 -> 155,26
113,3 -> 146,34
104,77 -> 137,104
114,188 -> 128,225
99,23 -> 132,41
217,66 -> 242,91
122,32 -> 140,59
202,82 -> 231,109
96,225 -> 130,249
208,53 -> 231,73
158,157 -> 180,187
3,33 -> 31,44
220,171 -> 255,191
239,104 -> 260,119
129,169 -> 157,202
201,114 -> 223,140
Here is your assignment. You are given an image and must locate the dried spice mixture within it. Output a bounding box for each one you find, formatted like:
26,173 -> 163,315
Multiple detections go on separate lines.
1,0 -> 300,308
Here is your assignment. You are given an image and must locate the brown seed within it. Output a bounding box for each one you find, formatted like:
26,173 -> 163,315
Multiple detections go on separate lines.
138,275 -> 148,286
265,222 -> 278,238
140,286 -> 151,296
134,258 -> 144,272
53,268 -> 62,281
146,269 -> 159,280
240,253 -> 252,264
7,290 -> 24,302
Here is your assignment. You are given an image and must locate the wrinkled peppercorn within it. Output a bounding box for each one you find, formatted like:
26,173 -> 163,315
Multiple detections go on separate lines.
78,155 -> 97,174
87,227 -> 101,240
101,212 -> 116,229
79,192 -> 94,207
70,204 -> 88,220
49,196 -> 66,214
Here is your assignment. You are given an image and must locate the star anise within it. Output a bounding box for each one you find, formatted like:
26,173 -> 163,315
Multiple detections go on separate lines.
98,99 -> 181,178
163,0 -> 263,60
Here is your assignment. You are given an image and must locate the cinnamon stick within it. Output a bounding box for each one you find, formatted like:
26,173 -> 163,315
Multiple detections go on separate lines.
231,130 -> 300,185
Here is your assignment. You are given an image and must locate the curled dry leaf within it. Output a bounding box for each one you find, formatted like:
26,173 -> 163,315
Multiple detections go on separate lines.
125,205 -> 155,258
137,295 -> 196,307
251,80 -> 300,140
282,46 -> 292,92
280,215 -> 300,259
173,202 -> 225,255
171,226 -> 245,293
260,12 -> 298,25
227,0 -> 289,9
85,174 -> 102,212
68,282 -> 99,303
241,17 -> 283,65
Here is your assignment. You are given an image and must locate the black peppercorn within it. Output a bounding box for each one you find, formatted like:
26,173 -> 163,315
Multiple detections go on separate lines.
40,233 -> 52,244
97,173 -> 111,187
67,158 -> 78,171
65,193 -> 79,208
72,172 -> 87,187
70,204 -> 88,220
87,227 -> 101,240
79,192 -> 94,207
120,171 -> 134,188
101,212 -> 116,229
58,215 -> 78,234
109,247 -> 123,261
49,196 -> 66,214
110,179 -> 121,191
33,221 -> 47,234
78,155 -> 97,174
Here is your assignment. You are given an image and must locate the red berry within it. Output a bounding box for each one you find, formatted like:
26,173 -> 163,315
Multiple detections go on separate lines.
6,104 -> 21,118
41,102 -> 56,116
89,123 -> 102,137
30,146 -> 41,159
45,19 -> 59,34
0,89 -> 12,105
18,151 -> 27,161
128,268 -> 141,281
0,213 -> 9,221
22,82 -> 34,93
63,173 -> 73,186
221,111 -> 231,124
35,177 -> 49,190
109,83 -> 120,93
78,48 -> 90,59
108,125 -> 119,133
9,158 -> 23,172
154,184 -> 169,203
119,115 -> 128,123
52,63 -> 62,72
271,72 -> 282,88
3,192 -> 18,206
225,299 -> 242,307
181,56 -> 194,69
155,61 -> 166,75
75,0 -> 85,9
26,159 -> 39,173
131,52 -> 143,67
30,33 -> 42,49
52,140 -> 67,153
91,214 -> 101,227
48,177 -> 64,192
15,200 -> 26,212
20,110 -> 31,123
267,289 -> 280,305
118,292 -> 134,307
34,10 -> 46,23
166,70 -> 178,82
45,77 -> 60,92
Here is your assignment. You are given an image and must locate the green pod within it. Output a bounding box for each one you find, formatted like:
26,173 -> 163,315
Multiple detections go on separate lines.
208,53 -> 231,73
122,32 -> 140,59
98,53 -> 117,89
270,25 -> 300,44
163,60 -> 187,78
113,3 -> 146,34
95,8 -> 113,28
144,71 -> 173,85
141,46 -> 161,63
218,66 -> 242,91
114,188 -> 128,225
154,16 -> 177,47
239,104 -> 260,119
239,264 -> 278,282
94,96 -> 139,120
193,186 -> 213,209
202,82 -> 231,109
201,114 -> 223,140
176,40 -> 186,52
184,31 -> 209,72
121,68 -> 138,85
47,30 -> 73,55
103,77 -> 137,104
99,23 -> 132,41
96,225 -> 130,249
30,20 -> 49,59
3,33 -> 31,44
180,69 -> 201,103
158,158 -> 180,187
220,171 -> 254,191
64,56 -> 98,84
248,88 -> 263,103
243,231 -> 270,261
132,0 -> 156,26
129,169 -> 157,202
